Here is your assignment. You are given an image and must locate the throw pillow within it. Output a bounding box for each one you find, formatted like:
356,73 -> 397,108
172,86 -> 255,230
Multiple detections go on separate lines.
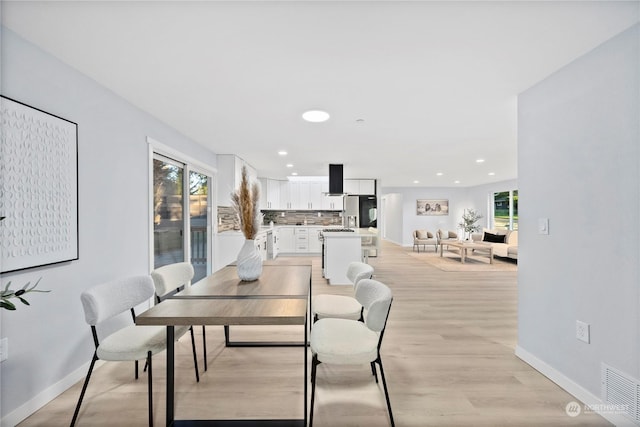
416,230 -> 429,239
438,229 -> 448,240
483,232 -> 506,243
448,231 -> 457,239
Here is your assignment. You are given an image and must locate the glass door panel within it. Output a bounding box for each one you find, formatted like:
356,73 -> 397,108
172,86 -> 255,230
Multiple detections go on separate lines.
153,157 -> 184,268
189,171 -> 209,282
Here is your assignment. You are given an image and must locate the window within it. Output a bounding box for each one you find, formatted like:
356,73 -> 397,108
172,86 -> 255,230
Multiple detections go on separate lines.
492,190 -> 518,230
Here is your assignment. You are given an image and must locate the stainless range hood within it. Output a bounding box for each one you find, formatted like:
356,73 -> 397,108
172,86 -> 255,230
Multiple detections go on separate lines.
328,164 -> 344,195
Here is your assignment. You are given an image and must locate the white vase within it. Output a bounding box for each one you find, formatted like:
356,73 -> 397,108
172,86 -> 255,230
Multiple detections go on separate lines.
236,239 -> 262,281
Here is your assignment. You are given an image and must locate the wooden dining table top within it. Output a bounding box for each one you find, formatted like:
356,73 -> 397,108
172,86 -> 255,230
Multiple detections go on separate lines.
136,297 -> 308,326
136,263 -> 311,327
173,264 -> 312,299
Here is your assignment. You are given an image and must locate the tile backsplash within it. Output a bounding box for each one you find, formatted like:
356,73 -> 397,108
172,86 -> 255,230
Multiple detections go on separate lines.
217,207 -> 344,231
261,210 -> 343,226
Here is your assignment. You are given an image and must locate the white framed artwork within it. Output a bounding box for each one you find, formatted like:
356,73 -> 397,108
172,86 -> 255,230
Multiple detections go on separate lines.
0,96 -> 79,273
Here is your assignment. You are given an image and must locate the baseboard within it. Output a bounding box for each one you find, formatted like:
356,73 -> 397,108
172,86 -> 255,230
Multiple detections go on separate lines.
515,345 -> 636,427
1,359 -> 104,427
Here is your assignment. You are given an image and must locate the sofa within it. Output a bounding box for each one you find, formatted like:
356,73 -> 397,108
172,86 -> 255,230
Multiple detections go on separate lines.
413,230 -> 437,252
472,228 -> 518,260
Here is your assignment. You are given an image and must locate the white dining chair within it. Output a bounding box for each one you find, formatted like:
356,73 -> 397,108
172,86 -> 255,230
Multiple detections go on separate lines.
71,275 -> 165,427
151,261 -> 203,378
312,261 -> 374,321
309,278 -> 395,426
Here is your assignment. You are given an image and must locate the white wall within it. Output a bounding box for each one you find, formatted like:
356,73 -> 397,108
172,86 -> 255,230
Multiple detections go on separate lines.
0,28 -> 218,424
517,22 -> 639,402
381,182 -> 517,247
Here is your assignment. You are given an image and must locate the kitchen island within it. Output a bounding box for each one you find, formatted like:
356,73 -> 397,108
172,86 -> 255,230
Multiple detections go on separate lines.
322,228 -> 378,285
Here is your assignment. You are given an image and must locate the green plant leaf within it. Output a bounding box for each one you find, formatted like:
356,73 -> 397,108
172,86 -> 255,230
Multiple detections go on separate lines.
1,301 -> 16,310
18,297 -> 30,305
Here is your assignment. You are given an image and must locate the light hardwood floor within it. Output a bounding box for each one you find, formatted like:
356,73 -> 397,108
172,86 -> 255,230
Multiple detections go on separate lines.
18,241 -> 610,426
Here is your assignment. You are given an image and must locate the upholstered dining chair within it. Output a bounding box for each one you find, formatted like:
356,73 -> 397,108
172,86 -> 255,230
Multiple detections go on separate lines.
71,275 -> 165,427
309,278 -> 395,426
312,261 -> 374,322
150,261 -> 203,378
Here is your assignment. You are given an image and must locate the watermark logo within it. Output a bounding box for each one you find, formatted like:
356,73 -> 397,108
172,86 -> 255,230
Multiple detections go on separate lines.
565,401 -> 582,417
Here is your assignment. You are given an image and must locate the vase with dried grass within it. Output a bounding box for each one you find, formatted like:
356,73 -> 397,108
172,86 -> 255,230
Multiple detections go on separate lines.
231,165 -> 262,281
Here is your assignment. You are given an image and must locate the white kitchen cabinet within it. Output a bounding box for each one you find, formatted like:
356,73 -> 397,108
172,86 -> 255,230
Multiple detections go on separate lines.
294,227 -> 309,253
279,181 -> 291,209
217,154 -> 257,206
344,179 -> 376,195
272,228 -> 279,258
321,182 -> 344,210
278,227 -> 296,253
308,228 -> 322,253
259,178 -> 281,210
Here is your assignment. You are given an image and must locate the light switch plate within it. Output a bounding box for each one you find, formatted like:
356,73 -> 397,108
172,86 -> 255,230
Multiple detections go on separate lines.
538,218 -> 549,235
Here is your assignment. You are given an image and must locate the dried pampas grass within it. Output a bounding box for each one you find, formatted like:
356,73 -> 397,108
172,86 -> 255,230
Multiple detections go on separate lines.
231,165 -> 260,240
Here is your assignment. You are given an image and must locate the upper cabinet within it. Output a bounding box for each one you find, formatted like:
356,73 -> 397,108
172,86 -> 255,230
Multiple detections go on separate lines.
344,179 -> 376,195
259,178 -> 281,210
217,154 -> 257,207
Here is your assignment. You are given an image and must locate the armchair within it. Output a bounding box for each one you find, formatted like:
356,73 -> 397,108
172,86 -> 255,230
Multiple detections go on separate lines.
412,229 -> 437,252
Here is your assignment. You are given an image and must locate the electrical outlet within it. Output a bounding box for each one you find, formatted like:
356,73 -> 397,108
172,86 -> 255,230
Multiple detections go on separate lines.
576,320 -> 590,343
0,338 -> 8,362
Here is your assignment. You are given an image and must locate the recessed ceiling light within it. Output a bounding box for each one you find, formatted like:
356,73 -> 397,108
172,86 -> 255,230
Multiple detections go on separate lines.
436,172 -> 443,176
476,159 -> 485,163
291,172 -> 298,176
488,172 -> 495,176
413,180 -> 419,184
278,151 -> 288,156
454,180 -> 461,184
302,110 -> 330,123
286,164 -> 293,168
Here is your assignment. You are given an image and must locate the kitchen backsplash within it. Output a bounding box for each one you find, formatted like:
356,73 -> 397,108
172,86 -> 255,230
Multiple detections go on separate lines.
261,210 -> 343,226
217,207 -> 344,231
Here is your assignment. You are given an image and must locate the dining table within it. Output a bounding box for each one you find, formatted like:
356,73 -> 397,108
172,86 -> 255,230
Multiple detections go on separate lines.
136,263 -> 312,427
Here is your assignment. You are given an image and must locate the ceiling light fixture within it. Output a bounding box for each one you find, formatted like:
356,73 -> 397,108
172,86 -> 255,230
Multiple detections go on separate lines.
291,172 -> 298,176
454,180 -> 461,184
488,172 -> 495,176
476,159 -> 485,163
436,172 -> 443,176
302,110 -> 330,123
278,151 -> 288,156
413,180 -> 419,184
286,164 -> 293,168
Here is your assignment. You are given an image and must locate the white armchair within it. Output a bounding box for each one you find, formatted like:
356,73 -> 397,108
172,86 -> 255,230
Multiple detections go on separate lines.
413,229 -> 437,252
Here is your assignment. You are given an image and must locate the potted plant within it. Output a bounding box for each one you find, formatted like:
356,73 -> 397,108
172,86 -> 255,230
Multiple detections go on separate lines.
458,209 -> 483,241
231,165 -> 262,281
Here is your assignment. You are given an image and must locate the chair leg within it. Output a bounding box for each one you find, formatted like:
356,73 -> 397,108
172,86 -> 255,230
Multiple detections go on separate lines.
147,351 -> 153,427
136,360 -> 140,379
70,352 -> 98,427
189,326 -> 200,382
377,357 -> 395,427
202,325 -> 208,372
370,361 -> 378,383
310,355 -> 319,427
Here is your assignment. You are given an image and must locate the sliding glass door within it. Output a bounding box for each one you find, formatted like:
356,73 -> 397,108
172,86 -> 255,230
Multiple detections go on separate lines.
153,153 -> 213,280
153,156 -> 185,267
189,171 -> 210,282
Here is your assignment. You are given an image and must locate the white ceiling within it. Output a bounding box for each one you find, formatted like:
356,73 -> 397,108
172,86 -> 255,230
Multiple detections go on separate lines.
3,1 -> 639,187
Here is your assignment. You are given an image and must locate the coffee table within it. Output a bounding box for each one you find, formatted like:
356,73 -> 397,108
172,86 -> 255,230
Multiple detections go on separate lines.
440,240 -> 494,264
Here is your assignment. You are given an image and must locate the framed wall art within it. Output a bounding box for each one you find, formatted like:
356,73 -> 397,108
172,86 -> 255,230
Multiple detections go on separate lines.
0,96 -> 79,273
416,199 -> 448,216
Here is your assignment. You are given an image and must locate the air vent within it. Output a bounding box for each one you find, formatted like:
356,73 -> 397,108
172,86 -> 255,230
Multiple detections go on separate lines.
601,363 -> 638,422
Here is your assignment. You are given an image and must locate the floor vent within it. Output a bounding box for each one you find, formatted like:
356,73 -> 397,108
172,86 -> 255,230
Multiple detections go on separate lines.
601,363 -> 639,423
